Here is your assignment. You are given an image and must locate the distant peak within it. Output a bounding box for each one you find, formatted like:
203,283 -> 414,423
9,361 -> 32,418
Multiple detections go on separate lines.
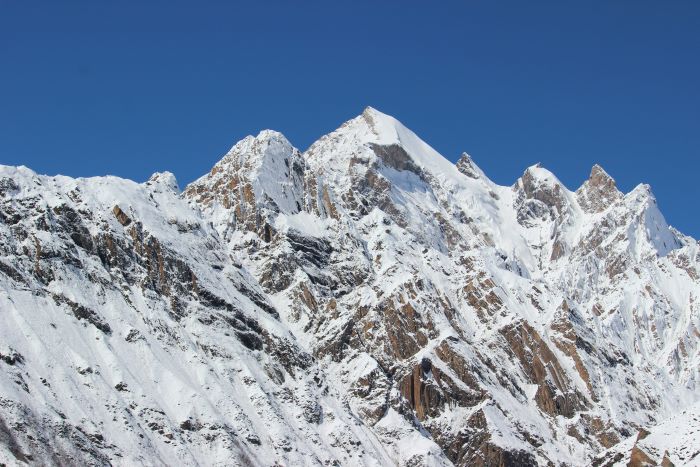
456,152 -> 473,166
629,183 -> 654,200
513,164 -> 571,218
255,129 -> 289,142
589,164 -> 616,186
306,107 -> 466,184
361,105 -> 387,119
0,164 -> 37,179
146,171 -> 179,193
624,183 -> 680,256
224,129 -> 294,159
576,163 -> 621,213
590,163 -> 607,176
521,164 -> 559,185
456,153 -> 482,179
356,106 -> 402,143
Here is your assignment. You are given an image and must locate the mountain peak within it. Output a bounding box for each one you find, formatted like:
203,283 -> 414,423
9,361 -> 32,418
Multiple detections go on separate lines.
224,129 -> 293,157
255,128 -> 289,142
361,105 -> 391,121
519,163 -> 564,189
513,164 -> 572,220
576,163 -> 621,213
146,171 -> 179,193
356,106 -> 402,145
623,183 -> 680,257
590,163 -> 611,179
184,128 -> 303,225
306,107 -> 465,186
587,164 -> 618,191
629,182 -> 653,198
456,152 -> 483,179
361,105 -> 382,118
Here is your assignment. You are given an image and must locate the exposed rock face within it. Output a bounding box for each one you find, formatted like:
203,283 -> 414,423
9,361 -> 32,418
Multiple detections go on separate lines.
514,164 -> 571,222
591,402 -> 700,466
183,130 -> 306,241
576,164 -> 622,213
1,107 -> 699,466
500,320 -> 587,418
456,153 -> 481,179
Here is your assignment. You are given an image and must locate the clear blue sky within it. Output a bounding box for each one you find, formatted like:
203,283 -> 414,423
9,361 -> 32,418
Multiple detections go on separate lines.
1,1 -> 699,236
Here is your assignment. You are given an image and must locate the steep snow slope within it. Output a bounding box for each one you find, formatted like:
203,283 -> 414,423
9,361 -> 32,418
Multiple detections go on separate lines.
0,165 -> 423,466
1,107 -> 699,466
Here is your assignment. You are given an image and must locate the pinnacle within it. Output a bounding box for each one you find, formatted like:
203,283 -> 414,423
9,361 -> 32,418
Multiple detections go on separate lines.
589,164 -> 614,183
585,163 -> 618,192
576,163 -> 622,212
456,153 -> 481,179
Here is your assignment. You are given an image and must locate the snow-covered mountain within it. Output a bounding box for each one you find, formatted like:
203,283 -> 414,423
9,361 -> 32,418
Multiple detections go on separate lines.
1,107 -> 698,466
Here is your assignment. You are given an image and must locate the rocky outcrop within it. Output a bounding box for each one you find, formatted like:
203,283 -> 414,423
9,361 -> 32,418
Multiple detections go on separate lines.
184,130 -> 306,241
513,164 -> 570,225
576,164 -> 622,213
456,153 -> 481,179
500,321 -> 587,418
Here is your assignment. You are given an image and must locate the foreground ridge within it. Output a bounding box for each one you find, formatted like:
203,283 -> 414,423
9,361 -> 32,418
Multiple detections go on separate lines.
1,108 -> 698,466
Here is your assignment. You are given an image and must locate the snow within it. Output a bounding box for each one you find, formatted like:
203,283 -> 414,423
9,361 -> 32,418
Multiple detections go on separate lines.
274,211 -> 333,238
1,106 -> 698,466
597,401 -> 700,466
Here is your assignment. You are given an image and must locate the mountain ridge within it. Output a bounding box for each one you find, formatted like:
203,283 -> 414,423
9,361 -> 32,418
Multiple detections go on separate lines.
1,108 -> 698,466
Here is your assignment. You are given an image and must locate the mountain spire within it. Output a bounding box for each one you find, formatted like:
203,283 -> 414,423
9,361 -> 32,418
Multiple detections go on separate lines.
576,163 -> 622,213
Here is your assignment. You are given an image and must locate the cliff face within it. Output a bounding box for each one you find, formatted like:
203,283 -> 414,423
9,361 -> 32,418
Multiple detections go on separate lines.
1,108 -> 698,466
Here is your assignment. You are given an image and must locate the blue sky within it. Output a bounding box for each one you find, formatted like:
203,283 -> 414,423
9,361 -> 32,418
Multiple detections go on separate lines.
1,1 -> 699,236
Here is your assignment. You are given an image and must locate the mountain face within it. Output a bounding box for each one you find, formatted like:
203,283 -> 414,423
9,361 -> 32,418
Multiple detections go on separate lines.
1,107 -> 699,467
